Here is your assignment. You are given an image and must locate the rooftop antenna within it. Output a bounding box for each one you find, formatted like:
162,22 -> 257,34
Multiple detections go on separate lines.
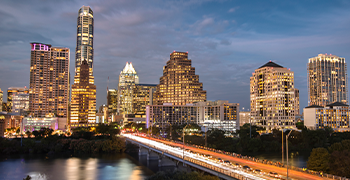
107,76 -> 109,93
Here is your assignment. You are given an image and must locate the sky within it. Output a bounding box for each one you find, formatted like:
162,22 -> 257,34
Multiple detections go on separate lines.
1,0 -> 350,113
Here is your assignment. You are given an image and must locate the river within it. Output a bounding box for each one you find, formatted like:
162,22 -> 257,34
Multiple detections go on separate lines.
0,150 -> 309,180
0,153 -> 160,180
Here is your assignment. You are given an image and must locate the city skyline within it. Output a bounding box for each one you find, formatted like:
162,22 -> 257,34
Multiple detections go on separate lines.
2,1 -> 350,111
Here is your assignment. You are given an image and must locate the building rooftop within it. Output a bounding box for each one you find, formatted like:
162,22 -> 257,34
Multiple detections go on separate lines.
326,102 -> 349,107
137,84 -> 157,87
305,105 -> 324,109
259,61 -> 283,69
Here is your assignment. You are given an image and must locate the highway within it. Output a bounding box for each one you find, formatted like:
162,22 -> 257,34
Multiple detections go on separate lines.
124,133 -> 331,180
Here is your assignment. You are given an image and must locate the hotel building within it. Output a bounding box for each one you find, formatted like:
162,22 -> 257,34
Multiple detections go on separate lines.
154,51 -> 206,105
0,88 -> 3,112
304,102 -> 350,131
29,43 -> 69,118
250,61 -> 296,131
308,54 -> 348,106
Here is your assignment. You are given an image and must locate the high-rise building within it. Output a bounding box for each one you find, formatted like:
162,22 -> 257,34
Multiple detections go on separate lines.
71,60 -> 96,126
250,61 -> 296,131
29,43 -> 69,118
70,6 -> 96,127
107,89 -> 118,115
7,87 -> 29,113
133,84 -> 157,115
117,62 -> 139,115
75,6 -> 94,76
308,54 -> 348,106
154,51 -> 206,105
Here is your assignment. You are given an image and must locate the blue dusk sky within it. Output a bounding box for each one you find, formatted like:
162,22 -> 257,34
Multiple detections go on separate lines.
1,0 -> 350,112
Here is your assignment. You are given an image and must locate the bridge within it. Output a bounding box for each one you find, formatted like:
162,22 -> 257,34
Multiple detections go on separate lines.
123,134 -> 338,180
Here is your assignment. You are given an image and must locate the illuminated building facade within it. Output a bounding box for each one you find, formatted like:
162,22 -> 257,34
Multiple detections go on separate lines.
250,61 -> 296,131
7,87 -> 29,113
12,94 -> 29,115
70,6 -> 96,127
146,100 -> 239,132
29,43 -> 69,118
133,84 -> 156,115
154,51 -> 206,105
107,89 -> 118,114
308,54 -> 348,106
75,6 -> 94,76
304,102 -> 350,132
239,111 -> 251,126
117,62 -> 139,115
71,60 -> 96,126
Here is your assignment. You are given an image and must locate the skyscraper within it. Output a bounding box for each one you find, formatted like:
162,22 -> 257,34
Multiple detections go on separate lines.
117,62 -> 139,115
70,6 -> 96,126
70,60 -> 96,126
308,54 -> 348,106
154,51 -> 206,105
133,84 -> 157,115
250,61 -> 296,131
75,5 -> 94,76
107,89 -> 118,115
29,43 -> 69,118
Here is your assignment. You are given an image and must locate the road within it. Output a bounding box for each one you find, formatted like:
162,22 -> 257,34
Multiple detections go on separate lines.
133,134 -> 330,180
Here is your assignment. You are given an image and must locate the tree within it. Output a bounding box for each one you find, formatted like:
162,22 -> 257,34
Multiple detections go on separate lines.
296,121 -> 304,130
26,131 -> 32,138
329,150 -> 350,177
307,147 -> 330,172
328,142 -> 343,153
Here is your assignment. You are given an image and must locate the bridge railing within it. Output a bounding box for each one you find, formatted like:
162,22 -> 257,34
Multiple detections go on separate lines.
143,134 -> 349,180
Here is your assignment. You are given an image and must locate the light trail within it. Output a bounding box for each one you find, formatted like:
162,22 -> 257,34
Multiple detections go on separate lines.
124,134 -> 332,180
124,134 -> 272,180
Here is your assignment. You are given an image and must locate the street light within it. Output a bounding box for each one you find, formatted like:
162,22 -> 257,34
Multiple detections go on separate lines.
183,124 -> 189,166
286,130 -> 293,180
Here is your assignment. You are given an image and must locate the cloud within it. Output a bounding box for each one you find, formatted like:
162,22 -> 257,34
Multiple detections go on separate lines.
1,0 -> 350,112
228,7 -> 239,13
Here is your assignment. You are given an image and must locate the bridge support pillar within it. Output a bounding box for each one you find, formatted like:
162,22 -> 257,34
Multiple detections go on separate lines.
147,151 -> 159,161
138,146 -> 148,156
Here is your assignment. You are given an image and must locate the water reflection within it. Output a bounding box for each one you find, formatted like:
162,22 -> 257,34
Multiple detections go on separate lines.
0,154 -> 155,180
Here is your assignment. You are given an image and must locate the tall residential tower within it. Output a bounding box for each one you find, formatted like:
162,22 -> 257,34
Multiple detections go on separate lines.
308,54 -> 348,106
250,61 -> 296,131
29,43 -> 70,118
71,6 -> 96,126
154,51 -> 206,105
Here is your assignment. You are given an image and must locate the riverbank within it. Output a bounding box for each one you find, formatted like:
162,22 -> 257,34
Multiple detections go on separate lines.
0,135 -> 126,156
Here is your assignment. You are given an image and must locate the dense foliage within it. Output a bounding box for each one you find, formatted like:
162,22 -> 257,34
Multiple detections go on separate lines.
146,171 -> 219,180
307,140 -> 350,177
0,125 -> 125,155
